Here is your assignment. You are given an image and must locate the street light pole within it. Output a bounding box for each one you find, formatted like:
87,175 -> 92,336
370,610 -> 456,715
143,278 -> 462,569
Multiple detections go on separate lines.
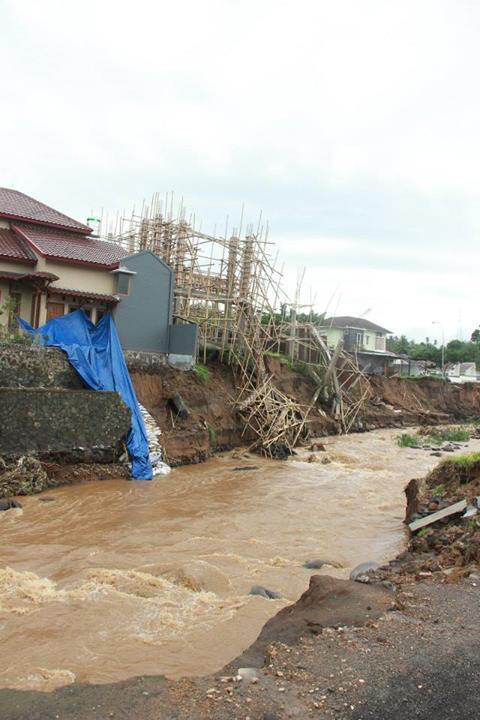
432,321 -> 445,377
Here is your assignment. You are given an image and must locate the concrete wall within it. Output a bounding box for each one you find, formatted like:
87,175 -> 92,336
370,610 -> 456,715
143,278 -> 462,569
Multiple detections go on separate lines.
114,251 -> 173,353
169,323 -> 198,355
0,343 -> 83,388
0,388 -> 131,462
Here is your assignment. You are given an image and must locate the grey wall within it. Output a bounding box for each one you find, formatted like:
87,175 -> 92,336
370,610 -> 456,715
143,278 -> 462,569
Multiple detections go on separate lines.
114,251 -> 173,354
169,323 -> 198,355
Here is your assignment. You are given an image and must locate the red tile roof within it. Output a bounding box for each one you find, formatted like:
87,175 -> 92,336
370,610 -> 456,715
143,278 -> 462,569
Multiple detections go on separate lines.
48,287 -> 119,303
13,223 -> 127,268
0,188 -> 91,232
0,228 -> 37,264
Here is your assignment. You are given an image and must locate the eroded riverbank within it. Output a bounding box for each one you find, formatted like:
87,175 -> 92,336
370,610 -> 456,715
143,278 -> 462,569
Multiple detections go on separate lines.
2,428 -> 479,693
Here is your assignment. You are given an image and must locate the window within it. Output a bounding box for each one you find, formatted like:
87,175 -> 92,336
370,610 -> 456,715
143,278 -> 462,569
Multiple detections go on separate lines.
68,305 -> 92,319
115,273 -> 131,295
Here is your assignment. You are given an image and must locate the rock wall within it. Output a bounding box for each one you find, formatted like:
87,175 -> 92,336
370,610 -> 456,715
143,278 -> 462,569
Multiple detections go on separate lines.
0,343 -> 172,387
0,388 -> 131,462
0,343 -> 83,389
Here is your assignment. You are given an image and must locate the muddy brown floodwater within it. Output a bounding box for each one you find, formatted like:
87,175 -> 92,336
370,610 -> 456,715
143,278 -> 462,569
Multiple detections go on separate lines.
1,428 -> 476,693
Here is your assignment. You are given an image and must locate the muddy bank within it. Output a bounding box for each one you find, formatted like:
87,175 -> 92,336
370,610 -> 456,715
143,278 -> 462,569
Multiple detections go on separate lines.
0,458 -> 129,498
373,449 -> 480,585
132,360 -> 480,466
1,576 -> 479,720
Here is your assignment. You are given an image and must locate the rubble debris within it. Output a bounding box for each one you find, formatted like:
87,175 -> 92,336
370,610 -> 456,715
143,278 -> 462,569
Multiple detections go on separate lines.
0,456 -> 54,498
236,667 -> 260,683
350,561 -> 379,582
408,500 -> 467,532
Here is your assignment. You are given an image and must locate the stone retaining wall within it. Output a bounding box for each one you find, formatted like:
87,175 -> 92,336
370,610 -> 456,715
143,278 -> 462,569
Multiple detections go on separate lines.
0,343 -> 83,389
0,343 -> 172,387
0,388 -> 131,462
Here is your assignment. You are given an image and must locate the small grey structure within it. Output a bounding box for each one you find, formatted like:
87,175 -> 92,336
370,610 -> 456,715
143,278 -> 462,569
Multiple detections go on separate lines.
112,250 -> 197,366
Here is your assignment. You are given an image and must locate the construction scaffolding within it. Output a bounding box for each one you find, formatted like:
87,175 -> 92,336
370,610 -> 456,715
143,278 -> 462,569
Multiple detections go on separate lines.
101,194 -> 372,456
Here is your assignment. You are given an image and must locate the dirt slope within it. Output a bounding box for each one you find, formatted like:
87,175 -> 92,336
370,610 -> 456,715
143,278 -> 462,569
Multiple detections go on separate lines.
132,362 -> 480,465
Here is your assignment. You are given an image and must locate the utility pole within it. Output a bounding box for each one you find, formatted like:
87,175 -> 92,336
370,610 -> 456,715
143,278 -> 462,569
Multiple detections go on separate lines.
432,321 -> 445,377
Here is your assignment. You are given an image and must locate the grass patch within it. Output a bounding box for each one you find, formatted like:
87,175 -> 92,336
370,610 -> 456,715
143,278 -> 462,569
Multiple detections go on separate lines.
399,426 -> 471,449
404,375 -> 445,382
398,433 -> 418,447
444,452 -> 480,468
193,363 -> 209,384
428,428 -> 470,444
416,528 -> 431,538
431,484 -> 445,497
207,425 -> 217,450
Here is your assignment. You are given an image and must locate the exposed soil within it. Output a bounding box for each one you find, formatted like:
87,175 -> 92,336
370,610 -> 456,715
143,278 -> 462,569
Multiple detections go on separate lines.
131,362 -> 480,466
374,452 -> 480,584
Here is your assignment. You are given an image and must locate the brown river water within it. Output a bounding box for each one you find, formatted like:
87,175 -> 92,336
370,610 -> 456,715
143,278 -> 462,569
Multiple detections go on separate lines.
0,428 -> 474,692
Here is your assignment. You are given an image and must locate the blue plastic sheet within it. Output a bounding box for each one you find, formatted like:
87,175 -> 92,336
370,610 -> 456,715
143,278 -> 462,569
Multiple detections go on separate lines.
18,310 -> 153,480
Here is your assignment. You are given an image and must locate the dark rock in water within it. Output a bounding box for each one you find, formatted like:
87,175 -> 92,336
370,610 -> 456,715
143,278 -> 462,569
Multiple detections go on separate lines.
232,466 -> 259,472
38,496 -> 56,502
310,442 -> 326,452
442,444 -> 455,452
0,499 -> 22,511
430,451 -> 442,457
270,444 -> 292,461
249,585 -> 282,600
303,559 -> 326,569
350,561 -> 379,582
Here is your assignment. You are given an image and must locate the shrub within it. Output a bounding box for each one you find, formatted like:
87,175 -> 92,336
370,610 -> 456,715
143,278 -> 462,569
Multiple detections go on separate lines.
193,363 -> 209,384
398,433 -> 417,447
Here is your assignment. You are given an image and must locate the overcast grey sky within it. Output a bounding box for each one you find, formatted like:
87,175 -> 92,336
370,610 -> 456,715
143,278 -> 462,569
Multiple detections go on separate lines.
2,0 -> 479,341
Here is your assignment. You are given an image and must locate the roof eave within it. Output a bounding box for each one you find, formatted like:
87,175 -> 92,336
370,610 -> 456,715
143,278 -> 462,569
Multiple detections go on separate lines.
0,212 -> 92,235
41,254 -> 124,270
0,254 -> 37,266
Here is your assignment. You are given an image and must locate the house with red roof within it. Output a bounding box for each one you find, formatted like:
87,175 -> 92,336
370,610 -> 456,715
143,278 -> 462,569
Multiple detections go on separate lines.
0,188 -> 198,361
0,187 -> 129,328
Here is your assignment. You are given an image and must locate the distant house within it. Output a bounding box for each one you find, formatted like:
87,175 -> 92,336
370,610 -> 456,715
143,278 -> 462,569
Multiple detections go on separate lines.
317,316 -> 394,375
0,188 -> 197,362
445,362 -> 478,383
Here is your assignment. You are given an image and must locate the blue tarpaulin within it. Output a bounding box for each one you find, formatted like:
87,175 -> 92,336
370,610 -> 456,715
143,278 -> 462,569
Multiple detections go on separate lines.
18,310 -> 153,480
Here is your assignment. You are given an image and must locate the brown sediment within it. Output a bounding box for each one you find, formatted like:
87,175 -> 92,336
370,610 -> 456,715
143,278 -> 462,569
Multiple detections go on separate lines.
132,361 -> 480,467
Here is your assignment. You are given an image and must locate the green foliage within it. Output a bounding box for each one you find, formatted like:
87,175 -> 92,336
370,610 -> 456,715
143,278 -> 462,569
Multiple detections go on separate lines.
428,428 -> 470,444
431,484 -> 445,497
388,330 -> 480,366
398,433 -> 417,447
193,363 -> 209,384
417,528 -> 432,538
207,424 -> 217,450
398,426 -> 471,449
445,452 -> 480,467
